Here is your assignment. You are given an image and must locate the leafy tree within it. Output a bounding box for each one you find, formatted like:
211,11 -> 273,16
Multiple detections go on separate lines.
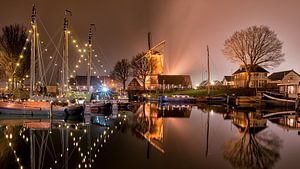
131,52 -> 156,91
0,24 -> 31,90
223,25 -> 284,87
111,58 -> 130,91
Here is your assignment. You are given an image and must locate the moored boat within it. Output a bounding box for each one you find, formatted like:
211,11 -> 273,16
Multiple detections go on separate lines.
64,104 -> 84,116
0,101 -> 65,115
158,95 -> 196,103
88,102 -> 112,114
262,92 -> 296,107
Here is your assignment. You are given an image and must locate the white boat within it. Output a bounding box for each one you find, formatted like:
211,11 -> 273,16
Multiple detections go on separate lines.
0,101 -> 65,115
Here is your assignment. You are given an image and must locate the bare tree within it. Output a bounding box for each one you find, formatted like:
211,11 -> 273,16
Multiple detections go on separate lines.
224,112 -> 282,169
131,52 -> 156,91
223,25 -> 284,87
111,58 -> 130,91
0,24 -> 31,90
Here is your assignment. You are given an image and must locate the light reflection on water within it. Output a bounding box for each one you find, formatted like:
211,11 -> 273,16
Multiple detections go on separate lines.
0,103 -> 300,169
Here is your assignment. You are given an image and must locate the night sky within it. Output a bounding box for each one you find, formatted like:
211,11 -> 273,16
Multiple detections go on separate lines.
1,0 -> 300,85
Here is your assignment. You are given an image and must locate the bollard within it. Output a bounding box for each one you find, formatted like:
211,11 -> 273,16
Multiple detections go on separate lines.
49,101 -> 53,133
50,101 -> 53,118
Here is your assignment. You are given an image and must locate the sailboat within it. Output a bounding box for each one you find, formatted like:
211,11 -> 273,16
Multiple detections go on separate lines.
0,4 -> 94,115
0,4 -> 67,115
205,45 -> 226,103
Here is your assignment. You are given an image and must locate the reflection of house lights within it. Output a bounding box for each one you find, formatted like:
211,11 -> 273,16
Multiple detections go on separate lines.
210,110 -> 214,115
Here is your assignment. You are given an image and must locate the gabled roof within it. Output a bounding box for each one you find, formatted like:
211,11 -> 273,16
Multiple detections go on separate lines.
199,80 -> 222,86
158,75 -> 192,86
268,70 -> 300,81
128,77 -> 143,87
223,76 -> 234,82
233,65 -> 268,75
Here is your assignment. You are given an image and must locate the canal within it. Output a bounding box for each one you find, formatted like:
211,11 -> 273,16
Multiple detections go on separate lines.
0,103 -> 299,169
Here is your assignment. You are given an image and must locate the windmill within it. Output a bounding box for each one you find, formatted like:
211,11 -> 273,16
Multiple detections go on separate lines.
143,32 -> 166,89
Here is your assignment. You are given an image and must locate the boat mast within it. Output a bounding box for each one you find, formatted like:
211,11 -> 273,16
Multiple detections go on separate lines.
62,10 -> 71,96
207,45 -> 211,97
30,4 -> 37,98
87,24 -> 95,93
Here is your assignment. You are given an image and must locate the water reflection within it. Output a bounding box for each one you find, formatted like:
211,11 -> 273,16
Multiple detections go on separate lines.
133,103 -> 192,155
223,109 -> 282,169
0,103 -> 299,169
0,112 -> 127,169
269,114 -> 300,131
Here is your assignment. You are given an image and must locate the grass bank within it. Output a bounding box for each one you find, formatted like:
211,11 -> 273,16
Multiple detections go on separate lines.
155,88 -> 256,97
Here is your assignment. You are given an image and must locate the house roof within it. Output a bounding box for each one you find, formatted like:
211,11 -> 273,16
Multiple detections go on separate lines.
233,65 -> 268,75
223,76 -> 234,82
128,77 -> 143,87
158,75 -> 192,86
199,80 -> 222,86
268,70 -> 300,81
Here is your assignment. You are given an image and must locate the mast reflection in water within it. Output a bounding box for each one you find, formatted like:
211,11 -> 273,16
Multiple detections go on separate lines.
1,103 -> 300,169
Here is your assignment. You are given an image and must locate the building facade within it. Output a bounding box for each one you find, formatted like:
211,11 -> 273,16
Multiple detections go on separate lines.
268,70 -> 300,98
222,76 -> 234,86
233,65 -> 269,88
127,78 -> 144,91
158,75 -> 192,90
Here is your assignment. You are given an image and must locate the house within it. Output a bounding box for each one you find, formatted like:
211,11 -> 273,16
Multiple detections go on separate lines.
233,65 -> 269,88
222,76 -> 234,86
268,70 -> 300,98
157,75 -> 192,90
199,80 -> 222,88
127,78 -> 144,91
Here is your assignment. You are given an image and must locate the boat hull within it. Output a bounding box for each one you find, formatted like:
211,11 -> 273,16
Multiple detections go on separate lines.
89,103 -> 112,114
64,105 -> 84,116
0,101 -> 65,115
262,92 -> 295,107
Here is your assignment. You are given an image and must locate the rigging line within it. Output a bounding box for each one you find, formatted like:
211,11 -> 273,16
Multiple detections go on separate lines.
209,53 -> 221,80
37,35 -> 46,84
39,26 -> 61,55
37,15 -> 64,63
48,55 -> 58,85
47,35 -> 62,85
46,33 -> 63,84
91,62 -> 103,76
12,31 -> 32,75
66,29 -> 83,76
69,28 -> 104,73
48,42 -> 61,85
48,132 -> 58,162
40,132 -> 50,169
93,39 -> 110,68
44,33 -> 62,81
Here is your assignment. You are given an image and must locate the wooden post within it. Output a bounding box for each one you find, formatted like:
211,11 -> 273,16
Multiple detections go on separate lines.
207,46 -> 210,97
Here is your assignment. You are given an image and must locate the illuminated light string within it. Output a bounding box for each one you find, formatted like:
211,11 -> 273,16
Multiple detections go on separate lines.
69,36 -> 104,78
68,34 -> 108,81
11,28 -> 108,89
4,114 -> 126,169
74,114 -> 127,168
4,126 -> 25,169
11,26 -> 55,87
9,28 -> 32,86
